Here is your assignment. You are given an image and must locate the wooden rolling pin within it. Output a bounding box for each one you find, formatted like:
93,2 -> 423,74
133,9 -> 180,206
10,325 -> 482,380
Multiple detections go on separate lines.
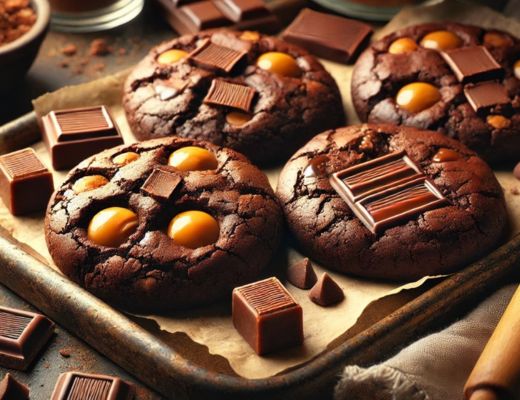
464,285 -> 520,400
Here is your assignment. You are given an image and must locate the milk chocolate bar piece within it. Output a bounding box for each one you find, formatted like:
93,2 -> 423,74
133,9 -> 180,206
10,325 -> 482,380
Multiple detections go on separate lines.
178,1 -> 232,32
0,306 -> 55,370
0,148 -> 54,216
282,8 -> 373,63
140,168 -> 182,201
441,46 -> 503,83
213,0 -> 271,22
41,106 -> 124,170
0,374 -> 29,400
51,372 -> 134,400
204,79 -> 256,111
330,151 -> 448,234
464,81 -> 510,114
189,39 -> 247,73
232,277 -> 303,355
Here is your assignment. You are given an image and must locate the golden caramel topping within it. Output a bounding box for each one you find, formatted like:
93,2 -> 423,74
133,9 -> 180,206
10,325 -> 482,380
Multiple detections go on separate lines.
515,60 -> 520,80
396,82 -> 441,113
113,152 -> 140,166
487,115 -> 511,129
88,207 -> 138,247
389,38 -> 418,54
167,210 -> 219,249
420,31 -> 462,51
168,146 -> 218,171
256,52 -> 301,77
226,111 -> 253,127
240,31 -> 260,41
483,32 -> 509,47
433,148 -> 461,162
72,175 -> 109,193
157,49 -> 189,65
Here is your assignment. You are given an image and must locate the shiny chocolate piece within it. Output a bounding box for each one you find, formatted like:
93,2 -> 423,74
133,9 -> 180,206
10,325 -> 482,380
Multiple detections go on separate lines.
188,39 -> 246,73
203,79 -> 256,112
179,1 -> 231,32
304,155 -> 329,178
464,81 -> 510,114
282,8 -> 373,64
140,168 -> 182,201
287,258 -> 317,290
330,151 -> 448,234
0,148 -> 54,216
51,372 -> 134,400
0,373 -> 29,400
441,46 -> 503,83
309,273 -> 344,307
0,306 -> 55,370
232,277 -> 303,355
41,106 -> 124,170
214,0 -> 270,22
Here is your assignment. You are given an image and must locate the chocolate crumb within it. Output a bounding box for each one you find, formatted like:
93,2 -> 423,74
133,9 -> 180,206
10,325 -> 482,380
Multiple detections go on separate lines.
89,38 -> 111,56
59,348 -> 72,358
118,47 -> 127,56
92,62 -> 105,72
61,44 -> 77,56
58,61 -> 69,68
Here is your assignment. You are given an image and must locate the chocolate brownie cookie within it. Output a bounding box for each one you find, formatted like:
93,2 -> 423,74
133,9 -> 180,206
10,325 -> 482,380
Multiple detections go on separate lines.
276,124 -> 507,280
45,137 -> 283,312
123,30 -> 345,166
351,22 -> 520,164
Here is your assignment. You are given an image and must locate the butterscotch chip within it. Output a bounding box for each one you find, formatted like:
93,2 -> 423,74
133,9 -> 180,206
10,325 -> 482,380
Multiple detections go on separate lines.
420,30 -> 461,51
487,115 -> 511,129
396,82 -> 441,113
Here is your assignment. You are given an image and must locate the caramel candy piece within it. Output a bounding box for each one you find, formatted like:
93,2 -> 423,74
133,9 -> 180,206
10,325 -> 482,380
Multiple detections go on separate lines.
487,115 -> 511,129
51,372 -> 134,400
388,37 -> 418,54
72,175 -> 109,193
88,207 -> 138,247
256,52 -> 301,77
420,30 -> 462,51
0,374 -> 29,399
287,258 -> 317,290
240,30 -> 260,41
483,32 -> 510,47
168,146 -> 218,171
232,277 -> 303,355
226,111 -> 252,126
432,148 -> 461,162
514,60 -> 520,80
309,273 -> 344,307
113,152 -> 139,166
158,49 -> 189,64
168,210 -> 219,248
396,82 -> 441,113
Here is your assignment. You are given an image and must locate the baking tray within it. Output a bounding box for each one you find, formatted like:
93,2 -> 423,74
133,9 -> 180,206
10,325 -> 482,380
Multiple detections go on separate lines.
0,112 -> 519,399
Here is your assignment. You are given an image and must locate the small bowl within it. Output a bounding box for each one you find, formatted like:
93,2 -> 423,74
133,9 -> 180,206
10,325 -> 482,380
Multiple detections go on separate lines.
0,0 -> 50,93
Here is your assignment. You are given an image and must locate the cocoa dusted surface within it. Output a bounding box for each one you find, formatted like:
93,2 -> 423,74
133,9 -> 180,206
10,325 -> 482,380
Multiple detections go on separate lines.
276,124 -> 508,281
45,137 -> 284,313
123,30 -> 345,166
351,22 -> 520,165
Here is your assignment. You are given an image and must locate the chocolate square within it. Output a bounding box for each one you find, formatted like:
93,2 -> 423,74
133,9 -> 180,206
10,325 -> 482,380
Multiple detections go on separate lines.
0,148 -> 54,216
441,46 -> 503,83
213,0 -> 270,22
464,81 -> 510,114
51,372 -> 134,400
0,306 -> 55,370
203,79 -> 256,112
188,39 -> 247,73
140,168 -> 182,201
41,106 -> 124,170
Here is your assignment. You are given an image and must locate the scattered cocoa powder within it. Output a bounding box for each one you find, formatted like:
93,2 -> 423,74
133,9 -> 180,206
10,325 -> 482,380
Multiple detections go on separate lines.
61,43 -> 77,56
89,38 -> 111,56
0,0 -> 37,46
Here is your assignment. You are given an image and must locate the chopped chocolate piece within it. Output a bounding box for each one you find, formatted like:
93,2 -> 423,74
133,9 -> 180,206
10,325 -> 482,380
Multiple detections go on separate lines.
0,373 -> 29,400
40,106 -> 124,170
178,1 -> 232,32
330,151 -> 448,234
287,258 -> 317,290
188,39 -> 246,73
203,79 -> 256,112
51,372 -> 134,400
464,81 -> 510,114
282,8 -> 373,63
309,273 -> 344,307
213,0 -> 270,22
61,44 -> 77,57
303,155 -> 329,178
140,168 -> 182,201
232,277 -> 303,355
0,306 -> 55,370
441,46 -> 503,83
0,148 -> 54,216
89,38 -> 111,56
153,78 -> 188,101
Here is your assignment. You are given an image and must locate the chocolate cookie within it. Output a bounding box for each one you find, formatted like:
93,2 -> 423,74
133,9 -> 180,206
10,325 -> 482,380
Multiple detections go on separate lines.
351,22 -> 520,164
45,137 -> 284,312
123,30 -> 345,166
276,124 -> 507,280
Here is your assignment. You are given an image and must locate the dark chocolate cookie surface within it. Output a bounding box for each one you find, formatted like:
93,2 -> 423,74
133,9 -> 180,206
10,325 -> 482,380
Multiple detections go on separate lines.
276,124 -> 507,280
123,30 -> 345,166
351,22 -> 520,164
45,137 -> 283,312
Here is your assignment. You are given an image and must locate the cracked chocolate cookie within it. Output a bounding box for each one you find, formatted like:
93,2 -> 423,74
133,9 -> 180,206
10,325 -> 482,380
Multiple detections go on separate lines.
45,137 -> 284,312
123,29 -> 345,166
276,124 -> 508,281
351,22 -> 520,164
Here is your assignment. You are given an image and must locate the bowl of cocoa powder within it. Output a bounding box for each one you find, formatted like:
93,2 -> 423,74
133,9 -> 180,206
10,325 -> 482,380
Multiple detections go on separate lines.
0,0 -> 50,92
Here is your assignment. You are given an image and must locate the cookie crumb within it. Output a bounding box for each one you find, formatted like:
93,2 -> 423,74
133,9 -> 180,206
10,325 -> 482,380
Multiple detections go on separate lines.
92,62 -> 105,72
89,38 -> 111,56
59,348 -> 72,358
58,60 -> 69,68
61,43 -> 77,56
511,187 -> 520,195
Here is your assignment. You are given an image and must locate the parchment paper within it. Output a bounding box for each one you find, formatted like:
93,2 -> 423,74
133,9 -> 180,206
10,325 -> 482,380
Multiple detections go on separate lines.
2,0 -> 520,380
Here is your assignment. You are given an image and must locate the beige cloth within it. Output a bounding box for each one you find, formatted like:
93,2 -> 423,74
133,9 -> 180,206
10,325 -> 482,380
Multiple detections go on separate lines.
335,285 -> 517,400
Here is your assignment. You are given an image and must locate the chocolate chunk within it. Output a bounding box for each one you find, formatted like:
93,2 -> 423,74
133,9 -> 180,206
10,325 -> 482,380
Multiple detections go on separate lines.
153,78 -> 188,101
51,372 -> 134,400
0,148 -> 54,216
441,46 -> 503,83
41,106 -> 124,170
330,151 -> 448,234
213,0 -> 270,22
303,155 -> 329,178
140,168 -> 182,201
287,258 -> 317,290
464,81 -> 510,114
309,273 -> 344,307
0,306 -> 55,370
232,277 -> 303,355
203,79 -> 256,112
178,1 -> 232,32
282,8 -> 373,63
189,39 -> 246,73
0,374 -> 29,400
